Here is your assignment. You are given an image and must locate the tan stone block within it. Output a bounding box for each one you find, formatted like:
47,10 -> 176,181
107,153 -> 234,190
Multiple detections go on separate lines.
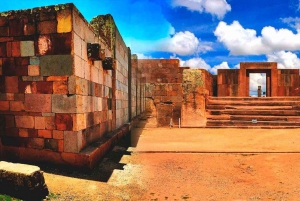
53,81 -> 68,94
57,9 -> 72,33
15,116 -> 34,129
64,131 -> 83,153
35,116 -> 45,129
38,130 -> 52,138
74,55 -> 84,78
72,113 -> 86,131
53,130 -> 64,140
45,116 -> 55,130
28,65 -> 40,76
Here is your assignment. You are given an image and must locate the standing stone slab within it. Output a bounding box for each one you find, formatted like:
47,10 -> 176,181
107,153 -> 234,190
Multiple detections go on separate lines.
40,55 -> 73,76
0,161 -> 49,200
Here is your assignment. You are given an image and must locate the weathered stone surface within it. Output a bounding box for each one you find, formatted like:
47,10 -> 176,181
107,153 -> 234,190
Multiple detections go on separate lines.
52,94 -> 77,113
40,55 -> 73,76
0,161 -> 49,201
20,41 -> 35,57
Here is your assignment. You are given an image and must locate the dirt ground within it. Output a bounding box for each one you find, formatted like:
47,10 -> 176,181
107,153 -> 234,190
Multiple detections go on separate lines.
42,128 -> 300,201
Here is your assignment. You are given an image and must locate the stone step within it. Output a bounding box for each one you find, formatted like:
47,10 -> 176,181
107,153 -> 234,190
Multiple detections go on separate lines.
205,126 -> 300,129
209,110 -> 300,116
206,120 -> 300,127
206,115 -> 300,122
207,96 -> 300,101
206,100 -> 300,106
207,105 -> 296,110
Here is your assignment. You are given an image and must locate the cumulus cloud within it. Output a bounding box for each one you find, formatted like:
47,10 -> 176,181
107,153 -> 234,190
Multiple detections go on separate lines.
281,17 -> 300,31
158,31 -> 212,56
135,53 -> 153,59
209,61 -> 230,74
214,21 -> 300,55
182,57 -> 211,70
172,0 -> 231,19
267,51 -> 300,69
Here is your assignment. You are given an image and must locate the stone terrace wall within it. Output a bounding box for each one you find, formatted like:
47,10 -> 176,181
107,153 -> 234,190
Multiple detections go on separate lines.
0,4 -> 142,167
138,59 -> 183,126
277,69 -> 300,96
217,69 -> 239,96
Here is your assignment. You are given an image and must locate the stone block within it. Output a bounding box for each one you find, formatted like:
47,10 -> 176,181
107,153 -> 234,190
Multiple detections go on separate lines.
44,138 -> 58,151
38,21 -> 57,34
24,24 -> 36,36
28,129 -> 38,138
5,76 -> 18,93
11,41 -> 20,57
55,114 -> 73,131
0,161 -> 49,201
28,65 -> 40,76
38,130 -> 52,138
52,94 -> 76,113
37,35 -> 52,55
57,9 -> 72,33
20,41 -> 35,57
0,27 -> 9,36
15,116 -> 35,129
40,55 -> 73,76
0,101 -> 9,111
51,33 -> 72,54
64,130 -> 83,153
36,81 -> 53,94
0,42 -> 6,57
35,116 -> 45,130
53,130 -> 63,139
10,101 -> 25,111
27,138 -> 44,149
58,139 -> 64,152
5,115 -> 15,128
9,19 -> 24,36
30,56 -> 40,65
19,129 -> 29,138
46,76 -> 68,81
53,81 -> 68,94
43,116 -> 55,130
24,94 -> 52,112
72,113 -> 86,131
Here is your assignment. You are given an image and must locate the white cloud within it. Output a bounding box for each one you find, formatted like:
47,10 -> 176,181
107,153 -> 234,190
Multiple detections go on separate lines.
172,0 -> 231,19
214,21 -> 300,55
209,61 -> 230,74
249,73 -> 266,96
181,57 -> 211,70
281,17 -> 300,31
135,53 -> 153,59
267,51 -> 300,69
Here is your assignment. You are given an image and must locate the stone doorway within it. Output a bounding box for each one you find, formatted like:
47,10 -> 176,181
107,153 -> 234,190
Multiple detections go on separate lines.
247,70 -> 270,97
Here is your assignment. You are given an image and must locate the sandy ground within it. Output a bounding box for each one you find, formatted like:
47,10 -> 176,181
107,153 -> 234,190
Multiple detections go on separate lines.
43,128 -> 300,201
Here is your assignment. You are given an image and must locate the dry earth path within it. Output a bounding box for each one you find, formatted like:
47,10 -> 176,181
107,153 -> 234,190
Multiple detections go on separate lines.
43,128 -> 300,201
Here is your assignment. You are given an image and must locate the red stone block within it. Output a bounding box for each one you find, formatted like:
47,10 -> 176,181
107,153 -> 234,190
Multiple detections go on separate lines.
0,101 -> 9,111
24,24 -> 36,36
28,129 -> 38,138
6,93 -> 14,101
24,94 -> 51,112
15,57 -> 29,66
0,42 -> 6,57
15,65 -> 28,76
10,101 -> 25,111
6,41 -> 11,57
5,76 -> 18,93
2,58 -> 15,75
51,33 -> 72,54
55,114 -> 73,131
15,116 -> 35,129
5,115 -> 15,128
53,130 -> 64,139
53,81 -> 68,94
58,139 -> 64,152
38,130 -> 52,138
45,116 -> 56,130
11,41 -> 20,57
0,37 -> 13,42
19,129 -> 29,138
36,81 -> 53,94
9,19 -> 24,36
38,21 -> 57,34
0,27 -> 9,37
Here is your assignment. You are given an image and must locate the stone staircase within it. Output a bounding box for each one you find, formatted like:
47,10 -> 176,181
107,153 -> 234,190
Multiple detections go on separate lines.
206,96 -> 300,128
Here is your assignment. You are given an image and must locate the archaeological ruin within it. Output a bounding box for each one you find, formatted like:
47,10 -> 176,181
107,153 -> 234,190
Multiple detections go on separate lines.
0,3 -> 300,168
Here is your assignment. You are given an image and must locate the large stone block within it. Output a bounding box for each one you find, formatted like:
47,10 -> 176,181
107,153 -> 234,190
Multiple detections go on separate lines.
24,94 -> 51,112
15,116 -> 35,129
5,76 -> 18,93
0,161 -> 49,200
52,94 -> 76,113
64,130 -> 83,153
40,55 -> 73,76
57,9 -> 72,33
55,113 -> 73,131
20,41 -> 35,57
38,21 -> 57,34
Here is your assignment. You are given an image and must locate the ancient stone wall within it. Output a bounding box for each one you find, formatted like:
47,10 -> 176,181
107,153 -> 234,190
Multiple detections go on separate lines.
138,59 -> 183,126
277,69 -> 300,96
217,69 -> 239,96
0,3 -> 143,167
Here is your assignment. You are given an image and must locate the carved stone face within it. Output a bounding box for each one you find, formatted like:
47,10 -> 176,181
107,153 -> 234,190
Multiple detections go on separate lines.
38,35 -> 52,55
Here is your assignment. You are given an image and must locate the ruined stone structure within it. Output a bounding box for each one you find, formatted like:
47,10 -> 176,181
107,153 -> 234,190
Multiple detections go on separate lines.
1,3 -> 300,168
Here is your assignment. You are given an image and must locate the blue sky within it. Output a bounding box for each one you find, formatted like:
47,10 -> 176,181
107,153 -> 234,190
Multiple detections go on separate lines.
1,0 -> 300,78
